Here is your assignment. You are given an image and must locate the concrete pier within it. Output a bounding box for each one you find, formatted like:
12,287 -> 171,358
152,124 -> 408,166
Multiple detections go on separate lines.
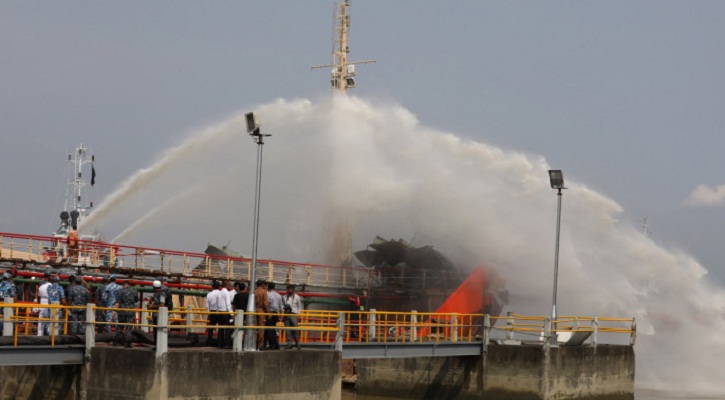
0,344 -> 633,399
1,348 -> 342,400
356,344 -> 635,400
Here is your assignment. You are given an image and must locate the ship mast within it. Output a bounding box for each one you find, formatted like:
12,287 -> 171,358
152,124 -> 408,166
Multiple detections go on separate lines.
65,143 -> 95,229
312,0 -> 375,93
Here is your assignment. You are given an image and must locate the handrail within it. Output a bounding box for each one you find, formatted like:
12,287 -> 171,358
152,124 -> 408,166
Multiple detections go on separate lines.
0,231 -> 430,290
0,300 -> 636,351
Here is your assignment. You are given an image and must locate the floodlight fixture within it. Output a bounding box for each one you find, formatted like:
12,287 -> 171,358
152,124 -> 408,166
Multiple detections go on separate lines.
549,170 -> 564,190
245,112 -> 261,134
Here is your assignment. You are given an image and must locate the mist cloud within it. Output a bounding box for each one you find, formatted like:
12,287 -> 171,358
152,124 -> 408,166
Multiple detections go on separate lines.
81,96 -> 725,393
684,184 -> 725,207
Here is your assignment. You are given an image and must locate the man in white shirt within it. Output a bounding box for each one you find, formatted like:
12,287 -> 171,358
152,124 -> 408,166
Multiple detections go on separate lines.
218,280 -> 233,349
36,272 -> 51,336
225,280 -> 236,307
205,281 -> 222,347
283,284 -> 303,350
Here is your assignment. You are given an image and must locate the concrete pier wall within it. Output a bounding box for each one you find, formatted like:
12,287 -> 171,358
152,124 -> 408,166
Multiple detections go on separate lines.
86,348 -> 342,400
0,348 -> 341,400
356,356 -> 483,400
0,364 -> 80,400
0,344 -> 633,400
356,344 -> 635,400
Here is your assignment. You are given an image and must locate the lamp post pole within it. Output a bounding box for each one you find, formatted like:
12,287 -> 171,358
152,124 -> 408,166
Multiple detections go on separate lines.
243,113 -> 269,351
551,186 -> 563,345
548,170 -> 565,347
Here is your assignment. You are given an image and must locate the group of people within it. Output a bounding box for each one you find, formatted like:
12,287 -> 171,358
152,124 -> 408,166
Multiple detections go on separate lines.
4,270 -> 308,351
205,279 -> 302,351
253,280 -> 303,351
33,272 -> 143,347
204,279 -> 245,348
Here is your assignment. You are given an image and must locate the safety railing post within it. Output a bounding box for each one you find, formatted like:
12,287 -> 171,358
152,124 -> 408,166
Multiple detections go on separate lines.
482,314 -> 491,354
3,298 -> 14,336
368,309 -> 376,341
411,310 -> 417,342
630,318 -> 637,346
185,305 -> 193,334
233,310 -> 244,353
335,312 -> 345,351
592,317 -> 598,348
156,307 -> 168,358
452,314 -> 459,342
141,303 -> 149,333
50,301 -> 60,337
506,311 -> 514,340
85,304 -> 95,356
543,317 -> 552,353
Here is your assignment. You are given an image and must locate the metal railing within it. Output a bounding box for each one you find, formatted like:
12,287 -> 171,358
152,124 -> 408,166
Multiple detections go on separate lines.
0,231 -> 430,290
1,299 -> 636,357
490,312 -> 637,347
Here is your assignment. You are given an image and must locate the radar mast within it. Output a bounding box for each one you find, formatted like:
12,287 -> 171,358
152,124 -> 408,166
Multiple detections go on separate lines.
312,0 -> 376,92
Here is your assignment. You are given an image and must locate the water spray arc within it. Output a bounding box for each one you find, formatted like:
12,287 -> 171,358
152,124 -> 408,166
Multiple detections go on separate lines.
76,97 -> 725,392
243,112 -> 271,352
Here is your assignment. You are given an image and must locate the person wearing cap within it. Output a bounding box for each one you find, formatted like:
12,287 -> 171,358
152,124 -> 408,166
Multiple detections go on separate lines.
36,272 -> 52,336
254,280 -> 269,351
149,279 -> 173,345
66,275 -> 90,334
0,271 -> 16,301
47,274 -> 66,335
117,279 -> 138,348
102,275 -> 122,333
0,271 -> 17,336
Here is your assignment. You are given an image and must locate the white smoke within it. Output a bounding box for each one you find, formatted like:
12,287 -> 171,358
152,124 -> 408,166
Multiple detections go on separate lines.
82,96 -> 725,393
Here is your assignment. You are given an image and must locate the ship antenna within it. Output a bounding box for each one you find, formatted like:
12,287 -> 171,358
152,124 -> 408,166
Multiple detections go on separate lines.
67,143 -> 95,227
640,217 -> 651,237
311,0 -> 376,93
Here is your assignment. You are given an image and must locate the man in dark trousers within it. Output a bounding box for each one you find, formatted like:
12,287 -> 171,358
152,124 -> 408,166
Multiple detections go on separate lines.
117,279 -> 138,347
205,280 -> 223,347
253,280 -> 269,351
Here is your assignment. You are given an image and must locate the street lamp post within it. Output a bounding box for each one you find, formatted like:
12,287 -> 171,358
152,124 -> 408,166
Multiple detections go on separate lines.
548,169 -> 565,347
243,112 -> 270,351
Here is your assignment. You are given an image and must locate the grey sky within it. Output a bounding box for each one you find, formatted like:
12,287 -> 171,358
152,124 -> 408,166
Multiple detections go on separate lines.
2,1 -> 725,283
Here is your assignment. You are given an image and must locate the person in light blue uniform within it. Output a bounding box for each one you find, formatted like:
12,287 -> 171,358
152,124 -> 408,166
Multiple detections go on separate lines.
47,275 -> 66,335
0,271 -> 17,335
103,275 -> 122,333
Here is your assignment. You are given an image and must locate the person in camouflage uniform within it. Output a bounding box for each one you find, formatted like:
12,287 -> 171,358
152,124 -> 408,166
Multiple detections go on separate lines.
47,275 -> 65,335
95,276 -> 109,333
116,279 -> 138,347
0,271 -> 17,336
103,275 -> 122,333
66,275 -> 89,334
